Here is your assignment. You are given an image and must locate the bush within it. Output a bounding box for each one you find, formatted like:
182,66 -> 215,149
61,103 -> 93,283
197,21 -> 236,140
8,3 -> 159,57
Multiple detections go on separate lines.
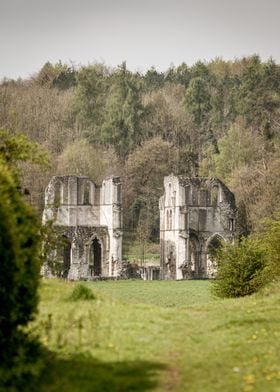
212,237 -> 268,298
0,163 -> 43,389
69,284 -> 96,301
260,210 -> 280,278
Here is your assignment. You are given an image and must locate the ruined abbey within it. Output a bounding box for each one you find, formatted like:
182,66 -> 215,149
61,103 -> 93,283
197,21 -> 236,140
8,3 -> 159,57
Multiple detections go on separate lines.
43,174 -> 237,280
42,175 -> 122,280
159,174 -> 237,279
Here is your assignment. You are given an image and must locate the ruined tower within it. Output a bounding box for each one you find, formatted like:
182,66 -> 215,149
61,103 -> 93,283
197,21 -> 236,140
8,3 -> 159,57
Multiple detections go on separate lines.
159,174 -> 237,280
42,175 -> 122,280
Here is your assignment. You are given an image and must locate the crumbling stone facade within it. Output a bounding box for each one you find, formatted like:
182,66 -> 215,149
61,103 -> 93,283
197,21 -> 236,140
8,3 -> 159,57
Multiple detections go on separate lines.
159,174 -> 237,279
42,175 -> 122,280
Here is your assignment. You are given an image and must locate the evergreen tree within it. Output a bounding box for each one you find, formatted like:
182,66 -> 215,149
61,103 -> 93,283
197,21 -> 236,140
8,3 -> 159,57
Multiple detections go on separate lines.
101,63 -> 145,159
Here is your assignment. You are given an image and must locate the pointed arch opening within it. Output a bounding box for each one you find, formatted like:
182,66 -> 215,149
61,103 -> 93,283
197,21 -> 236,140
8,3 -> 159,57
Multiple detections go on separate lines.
54,181 -> 63,207
83,180 -> 92,205
189,233 -> 200,276
89,237 -> 102,277
61,235 -> 71,279
206,235 -> 224,277
211,186 -> 219,205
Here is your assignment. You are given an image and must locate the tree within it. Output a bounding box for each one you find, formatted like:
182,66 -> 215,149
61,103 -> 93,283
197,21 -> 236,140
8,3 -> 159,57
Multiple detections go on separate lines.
259,210 -> 280,277
101,63 -> 145,159
73,64 -> 109,143
34,61 -> 76,90
229,155 -> 280,231
213,121 -> 261,182
0,129 -> 49,179
212,237 -> 267,298
184,76 -> 211,126
57,139 -> 120,184
124,137 -> 178,239
184,76 -> 212,159
236,55 -> 280,131
143,67 -> 165,91
0,130 -> 48,389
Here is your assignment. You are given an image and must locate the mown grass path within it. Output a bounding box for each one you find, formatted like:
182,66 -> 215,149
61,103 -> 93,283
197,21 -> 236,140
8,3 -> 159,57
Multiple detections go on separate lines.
35,279 -> 280,391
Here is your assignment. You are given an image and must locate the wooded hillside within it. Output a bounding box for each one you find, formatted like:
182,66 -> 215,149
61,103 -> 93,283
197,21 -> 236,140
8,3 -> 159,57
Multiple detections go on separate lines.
1,55 -> 279,240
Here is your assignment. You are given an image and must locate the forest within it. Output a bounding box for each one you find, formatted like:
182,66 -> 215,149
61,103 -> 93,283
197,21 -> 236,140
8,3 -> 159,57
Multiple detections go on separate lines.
1,55 -> 280,243
1,55 -> 280,391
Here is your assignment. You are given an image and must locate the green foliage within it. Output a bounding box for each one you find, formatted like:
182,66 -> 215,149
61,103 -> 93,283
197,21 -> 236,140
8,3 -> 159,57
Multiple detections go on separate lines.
40,221 -> 69,276
1,56 -> 280,235
68,284 -> 96,301
57,138 -> 118,184
258,210 -> 280,277
0,131 -> 47,389
212,238 -> 267,298
124,137 -> 178,239
213,122 -> 260,181
101,64 -> 145,159
74,64 -> 109,141
143,67 -> 165,91
0,129 -> 49,169
35,61 -> 76,90
35,279 -> 280,391
184,76 -> 211,126
0,162 -> 43,388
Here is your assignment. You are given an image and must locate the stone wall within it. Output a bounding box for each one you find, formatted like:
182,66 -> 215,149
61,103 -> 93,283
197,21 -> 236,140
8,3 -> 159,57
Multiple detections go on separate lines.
160,174 -> 237,279
42,175 -> 122,280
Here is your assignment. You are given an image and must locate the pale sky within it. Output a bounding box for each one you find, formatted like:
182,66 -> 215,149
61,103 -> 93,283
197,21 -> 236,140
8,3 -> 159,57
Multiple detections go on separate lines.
0,0 -> 279,80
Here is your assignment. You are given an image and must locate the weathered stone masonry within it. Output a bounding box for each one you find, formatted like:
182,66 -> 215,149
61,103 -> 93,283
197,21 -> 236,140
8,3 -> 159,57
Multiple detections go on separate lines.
159,174 -> 237,280
42,175 -> 122,280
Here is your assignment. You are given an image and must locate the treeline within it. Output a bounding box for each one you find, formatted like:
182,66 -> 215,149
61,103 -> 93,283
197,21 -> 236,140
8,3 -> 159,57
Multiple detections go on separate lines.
1,55 -> 280,239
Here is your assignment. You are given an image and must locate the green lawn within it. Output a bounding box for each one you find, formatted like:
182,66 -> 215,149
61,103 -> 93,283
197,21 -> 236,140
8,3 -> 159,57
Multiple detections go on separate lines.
122,236 -> 160,264
34,279 -> 280,391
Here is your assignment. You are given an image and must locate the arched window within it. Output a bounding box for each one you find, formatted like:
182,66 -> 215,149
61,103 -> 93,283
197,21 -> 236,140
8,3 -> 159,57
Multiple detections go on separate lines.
83,181 -> 91,205
207,236 -> 223,260
170,210 -> 173,230
211,186 -> 219,205
166,183 -> 172,206
56,235 -> 71,279
206,235 -> 224,277
166,210 -> 170,230
189,235 -> 199,273
89,237 -> 102,276
199,188 -> 208,206
54,181 -> 62,207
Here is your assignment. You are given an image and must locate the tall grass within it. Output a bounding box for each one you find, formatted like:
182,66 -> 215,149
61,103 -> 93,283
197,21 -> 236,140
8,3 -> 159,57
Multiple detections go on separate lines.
34,279 -> 280,391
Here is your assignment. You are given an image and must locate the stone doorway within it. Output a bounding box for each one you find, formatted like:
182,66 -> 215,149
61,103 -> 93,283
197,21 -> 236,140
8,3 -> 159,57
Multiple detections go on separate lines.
189,234 -> 200,277
91,237 -> 102,276
206,235 -> 224,278
62,236 -> 71,279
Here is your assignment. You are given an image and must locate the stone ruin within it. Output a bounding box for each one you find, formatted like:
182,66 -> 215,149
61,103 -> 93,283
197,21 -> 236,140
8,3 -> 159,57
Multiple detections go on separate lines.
42,175 -> 122,280
42,173 -> 237,281
159,174 -> 237,279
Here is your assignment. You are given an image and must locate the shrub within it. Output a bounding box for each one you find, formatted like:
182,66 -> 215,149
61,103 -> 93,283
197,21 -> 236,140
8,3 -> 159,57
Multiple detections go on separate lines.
212,237 -> 268,298
0,130 -> 49,390
0,163 -> 43,389
260,210 -> 280,278
69,284 -> 96,301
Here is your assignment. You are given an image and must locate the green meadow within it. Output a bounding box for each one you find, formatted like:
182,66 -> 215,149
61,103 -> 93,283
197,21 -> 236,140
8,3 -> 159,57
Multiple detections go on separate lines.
34,279 -> 280,391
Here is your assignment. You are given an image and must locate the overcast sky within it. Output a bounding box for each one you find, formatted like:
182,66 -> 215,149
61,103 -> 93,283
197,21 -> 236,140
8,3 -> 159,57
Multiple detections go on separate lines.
0,0 -> 279,79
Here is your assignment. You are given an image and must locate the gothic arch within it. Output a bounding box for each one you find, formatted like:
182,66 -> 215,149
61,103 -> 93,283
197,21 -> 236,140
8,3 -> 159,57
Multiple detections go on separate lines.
61,235 -> 71,279
206,234 -> 225,278
189,232 -> 200,275
83,180 -> 93,205
53,180 -> 64,206
211,185 -> 219,205
88,235 -> 103,277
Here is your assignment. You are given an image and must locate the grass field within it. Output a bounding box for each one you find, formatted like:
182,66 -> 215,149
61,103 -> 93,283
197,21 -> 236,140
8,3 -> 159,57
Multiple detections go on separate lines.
34,279 -> 280,391
122,237 -> 160,264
